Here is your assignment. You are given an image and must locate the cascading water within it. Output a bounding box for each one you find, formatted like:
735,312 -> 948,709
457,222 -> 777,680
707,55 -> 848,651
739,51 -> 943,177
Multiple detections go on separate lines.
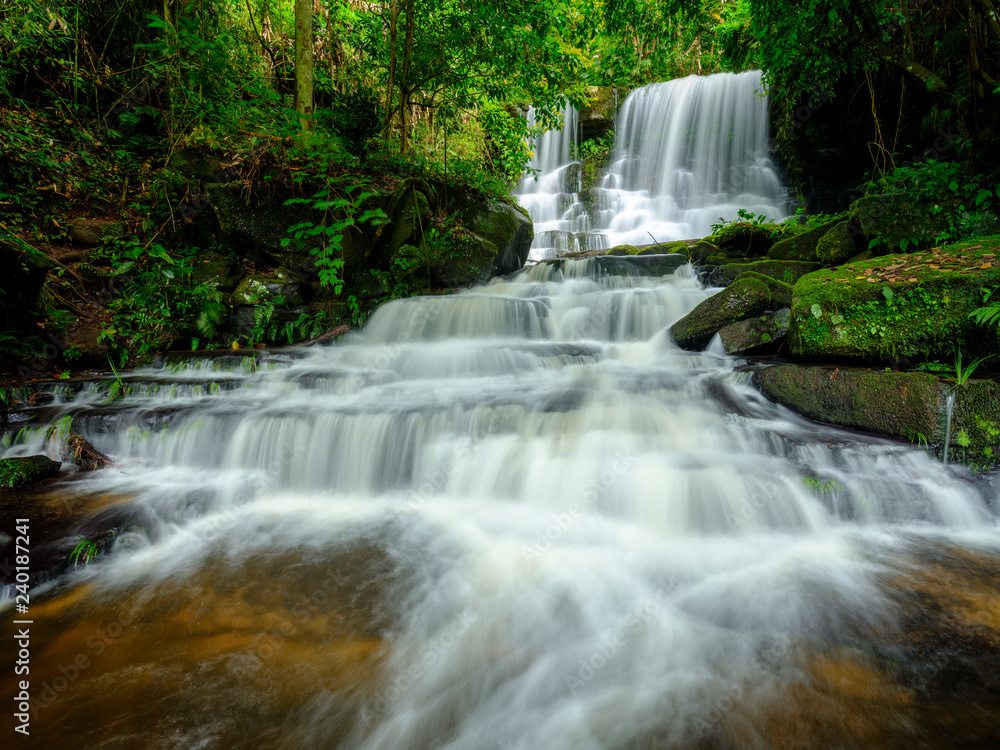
518,71 -> 791,260
4,256 -> 1000,749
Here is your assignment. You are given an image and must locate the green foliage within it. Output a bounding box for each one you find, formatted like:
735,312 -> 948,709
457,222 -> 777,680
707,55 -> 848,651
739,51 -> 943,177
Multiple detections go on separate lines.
283,177 -> 390,294
96,240 -> 226,366
802,476 -> 840,494
969,288 -> 1000,329
949,350 -> 991,387
69,535 -> 100,567
866,156 -> 1000,249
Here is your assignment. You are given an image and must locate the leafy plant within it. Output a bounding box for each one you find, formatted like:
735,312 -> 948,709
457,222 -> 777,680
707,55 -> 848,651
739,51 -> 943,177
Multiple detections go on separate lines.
949,349 -> 991,387
69,535 -> 99,567
283,178 -> 390,294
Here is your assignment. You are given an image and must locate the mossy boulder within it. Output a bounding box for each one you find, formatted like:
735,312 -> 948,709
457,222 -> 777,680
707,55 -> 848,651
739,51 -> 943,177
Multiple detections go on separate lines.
737,271 -> 793,307
669,275 -> 775,350
638,241 -> 690,256
208,183 -> 312,267
789,236 -> 1000,364
710,260 -> 822,287
768,218 -> 842,262
852,192 -> 950,251
168,148 -> 225,182
463,200 -> 533,275
754,364 -> 1000,468
606,244 -> 641,256
67,218 -> 128,246
816,220 -> 864,266
718,308 -> 791,355
0,455 -> 61,490
232,275 -> 303,306
579,86 -> 617,142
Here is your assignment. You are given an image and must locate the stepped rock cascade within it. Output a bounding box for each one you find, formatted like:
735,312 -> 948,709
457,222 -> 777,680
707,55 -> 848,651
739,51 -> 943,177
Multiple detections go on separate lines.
516,103 -> 587,260
518,71 -> 791,260
3,258 -> 1000,749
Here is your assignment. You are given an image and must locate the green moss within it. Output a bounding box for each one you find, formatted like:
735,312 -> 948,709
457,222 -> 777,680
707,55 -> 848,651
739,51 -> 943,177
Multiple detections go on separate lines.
638,241 -> 690,256
711,260 -> 822,287
768,218 -> 843,262
605,244 -> 641,256
670,275 -> 773,350
789,236 -> 1000,363
949,380 -> 1000,469
0,456 -> 61,490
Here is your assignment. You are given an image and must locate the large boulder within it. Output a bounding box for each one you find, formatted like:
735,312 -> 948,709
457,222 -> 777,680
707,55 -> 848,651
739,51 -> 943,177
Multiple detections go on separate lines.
579,86 -> 617,142
852,193 -> 950,251
464,199 -> 533,276
0,455 -> 61,490
67,218 -> 127,246
669,274 -> 776,350
789,236 -> 1000,364
755,364 -> 1000,468
232,274 -> 303,306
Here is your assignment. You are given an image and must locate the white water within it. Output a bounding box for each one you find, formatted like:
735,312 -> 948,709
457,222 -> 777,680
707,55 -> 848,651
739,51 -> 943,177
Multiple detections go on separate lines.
517,71 -> 790,261
3,258 -> 998,748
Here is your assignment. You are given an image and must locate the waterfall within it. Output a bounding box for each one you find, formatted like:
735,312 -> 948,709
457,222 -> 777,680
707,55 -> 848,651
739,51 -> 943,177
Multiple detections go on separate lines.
518,71 -> 790,260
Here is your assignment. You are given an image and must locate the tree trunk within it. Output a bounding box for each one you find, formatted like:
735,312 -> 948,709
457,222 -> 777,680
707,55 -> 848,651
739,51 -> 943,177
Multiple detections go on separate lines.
295,0 -> 314,132
400,0 -> 415,153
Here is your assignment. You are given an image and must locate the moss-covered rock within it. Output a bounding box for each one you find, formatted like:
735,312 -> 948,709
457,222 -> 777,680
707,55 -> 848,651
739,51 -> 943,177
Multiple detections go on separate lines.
638,241 -> 690,256
387,182 -> 432,258
736,271 -> 793,307
605,244 -> 641,256
754,364 -> 1000,469
768,218 -> 842,262
232,275 -> 303,306
816,220 -> 863,265
710,260 -> 822,287
718,308 -> 790,355
464,200 -> 533,276
789,236 -> 1000,364
669,275 -> 774,350
67,218 -> 128,246
0,455 -> 61,490
596,254 -> 689,277
852,193 -> 950,251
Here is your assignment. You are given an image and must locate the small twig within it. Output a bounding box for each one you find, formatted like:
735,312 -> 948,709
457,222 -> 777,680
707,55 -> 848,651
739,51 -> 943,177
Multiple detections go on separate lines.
647,232 -> 662,246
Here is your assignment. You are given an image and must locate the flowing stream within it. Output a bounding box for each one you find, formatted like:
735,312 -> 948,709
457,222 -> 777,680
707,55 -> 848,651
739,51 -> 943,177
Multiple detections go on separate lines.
3,258 -> 1000,749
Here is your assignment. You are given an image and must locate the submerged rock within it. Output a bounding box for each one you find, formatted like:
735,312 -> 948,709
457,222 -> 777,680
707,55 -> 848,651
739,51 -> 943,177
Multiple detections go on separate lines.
0,455 -> 61,490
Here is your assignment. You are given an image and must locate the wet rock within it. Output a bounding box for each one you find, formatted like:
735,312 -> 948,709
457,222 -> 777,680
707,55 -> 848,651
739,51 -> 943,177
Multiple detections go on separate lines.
579,86 -> 617,142
789,236 -> 1000,364
754,364 -> 1000,467
0,455 -> 61,490
816,219 -> 864,265
66,434 -> 112,471
595,254 -> 688,277
710,260 -> 822,287
670,274 -> 774,350
718,308 -> 790,355
768,218 -> 841,262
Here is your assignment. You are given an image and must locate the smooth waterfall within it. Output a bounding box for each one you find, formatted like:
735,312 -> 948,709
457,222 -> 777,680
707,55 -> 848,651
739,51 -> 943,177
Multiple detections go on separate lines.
518,71 -> 790,260
3,256 -> 999,748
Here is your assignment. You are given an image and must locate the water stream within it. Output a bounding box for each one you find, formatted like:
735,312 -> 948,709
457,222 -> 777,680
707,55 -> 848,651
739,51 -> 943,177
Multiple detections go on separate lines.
3,258 -> 1000,748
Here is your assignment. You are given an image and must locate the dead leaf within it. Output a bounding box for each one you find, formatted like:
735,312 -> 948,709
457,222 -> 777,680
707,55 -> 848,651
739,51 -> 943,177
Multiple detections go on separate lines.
866,278 -> 877,283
